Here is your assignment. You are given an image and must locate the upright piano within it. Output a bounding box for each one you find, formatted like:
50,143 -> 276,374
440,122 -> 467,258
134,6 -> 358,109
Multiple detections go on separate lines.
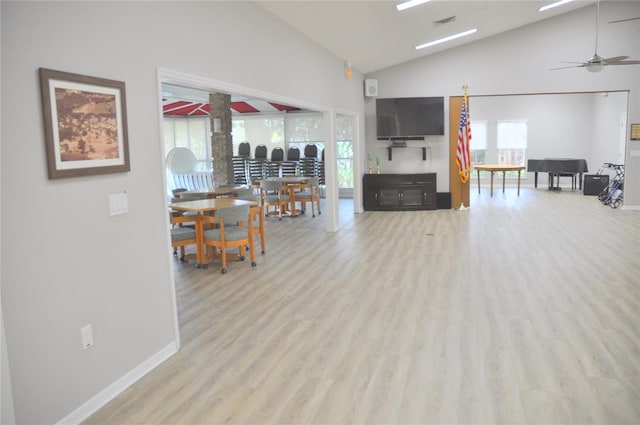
527,158 -> 589,190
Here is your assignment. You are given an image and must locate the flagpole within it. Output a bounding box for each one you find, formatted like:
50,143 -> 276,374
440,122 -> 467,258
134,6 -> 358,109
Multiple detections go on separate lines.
458,84 -> 470,210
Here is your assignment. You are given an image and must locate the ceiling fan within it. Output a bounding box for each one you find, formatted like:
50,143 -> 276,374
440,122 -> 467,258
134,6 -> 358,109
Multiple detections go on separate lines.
552,0 -> 640,72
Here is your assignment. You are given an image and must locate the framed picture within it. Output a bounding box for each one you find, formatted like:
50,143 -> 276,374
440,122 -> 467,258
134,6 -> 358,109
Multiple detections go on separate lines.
39,68 -> 130,179
631,123 -> 640,141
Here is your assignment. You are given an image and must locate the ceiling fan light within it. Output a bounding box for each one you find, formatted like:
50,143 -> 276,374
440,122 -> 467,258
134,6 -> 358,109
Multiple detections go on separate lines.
586,54 -> 605,72
586,63 -> 604,72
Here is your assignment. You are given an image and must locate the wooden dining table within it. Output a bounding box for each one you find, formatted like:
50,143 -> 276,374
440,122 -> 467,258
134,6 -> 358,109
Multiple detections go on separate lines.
169,198 -> 262,268
259,176 -> 310,217
178,185 -> 249,199
474,164 -> 526,196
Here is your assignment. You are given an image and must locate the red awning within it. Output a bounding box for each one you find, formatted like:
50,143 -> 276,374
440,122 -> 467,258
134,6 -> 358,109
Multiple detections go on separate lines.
163,100 -> 210,116
163,99 -> 301,116
231,102 -> 260,113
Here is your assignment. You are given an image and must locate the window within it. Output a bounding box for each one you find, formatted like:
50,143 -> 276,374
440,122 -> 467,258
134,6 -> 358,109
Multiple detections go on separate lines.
232,114 -> 285,156
336,114 -> 354,189
232,112 -> 328,166
285,112 -> 324,156
163,116 -> 211,171
187,119 -> 208,165
470,120 -> 488,166
285,113 -> 323,142
497,120 -> 528,177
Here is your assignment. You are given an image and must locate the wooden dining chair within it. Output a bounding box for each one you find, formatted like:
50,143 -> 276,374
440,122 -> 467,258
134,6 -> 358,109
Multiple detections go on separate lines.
231,188 -> 266,255
294,177 -> 321,217
170,215 -> 197,262
259,179 -> 290,220
201,204 -> 256,274
249,205 -> 266,255
170,192 -> 202,224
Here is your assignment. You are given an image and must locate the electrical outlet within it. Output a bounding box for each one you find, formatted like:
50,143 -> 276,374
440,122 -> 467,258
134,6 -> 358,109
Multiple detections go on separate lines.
81,324 -> 94,350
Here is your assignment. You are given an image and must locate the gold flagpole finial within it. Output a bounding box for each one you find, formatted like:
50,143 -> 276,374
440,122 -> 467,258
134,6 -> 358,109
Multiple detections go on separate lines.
462,84 -> 469,103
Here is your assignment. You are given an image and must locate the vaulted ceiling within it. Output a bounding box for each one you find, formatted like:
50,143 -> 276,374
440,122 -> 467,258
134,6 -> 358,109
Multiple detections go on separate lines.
256,0 -> 593,74
164,1 -> 610,115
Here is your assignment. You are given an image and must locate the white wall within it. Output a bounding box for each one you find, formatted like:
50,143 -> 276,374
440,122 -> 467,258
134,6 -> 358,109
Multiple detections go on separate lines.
591,91 -> 628,169
0,3 -> 17,422
1,316 -> 15,425
366,1 -> 640,206
0,1 -> 363,424
468,92 -> 626,184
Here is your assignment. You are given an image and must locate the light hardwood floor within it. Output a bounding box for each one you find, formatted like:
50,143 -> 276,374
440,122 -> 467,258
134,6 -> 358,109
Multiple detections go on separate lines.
85,188 -> 640,424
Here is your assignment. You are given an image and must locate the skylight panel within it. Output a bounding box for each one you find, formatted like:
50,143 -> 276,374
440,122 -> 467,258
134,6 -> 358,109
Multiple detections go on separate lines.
415,28 -> 477,50
396,0 -> 432,12
539,0 -> 574,12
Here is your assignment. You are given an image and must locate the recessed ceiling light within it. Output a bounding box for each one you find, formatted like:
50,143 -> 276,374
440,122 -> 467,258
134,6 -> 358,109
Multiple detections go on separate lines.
396,0 -> 432,12
539,0 -> 573,12
415,28 -> 477,50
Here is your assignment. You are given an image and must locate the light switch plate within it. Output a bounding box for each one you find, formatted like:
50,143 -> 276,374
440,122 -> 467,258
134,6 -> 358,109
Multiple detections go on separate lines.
109,193 -> 128,216
81,324 -> 94,350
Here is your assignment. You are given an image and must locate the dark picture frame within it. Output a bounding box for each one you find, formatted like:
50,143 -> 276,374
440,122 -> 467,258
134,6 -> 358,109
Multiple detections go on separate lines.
39,68 -> 130,179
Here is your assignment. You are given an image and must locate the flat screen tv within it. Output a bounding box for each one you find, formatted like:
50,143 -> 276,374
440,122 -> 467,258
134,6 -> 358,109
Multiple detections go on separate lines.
376,97 -> 445,139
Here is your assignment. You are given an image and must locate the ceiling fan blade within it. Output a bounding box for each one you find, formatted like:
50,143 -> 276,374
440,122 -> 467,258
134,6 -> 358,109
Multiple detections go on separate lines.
609,17 -> 640,23
607,60 -> 640,65
604,56 -> 629,62
553,1 -> 639,72
551,64 -> 585,70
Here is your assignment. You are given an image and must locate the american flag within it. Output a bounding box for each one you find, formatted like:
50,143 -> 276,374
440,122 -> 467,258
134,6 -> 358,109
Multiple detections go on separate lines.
456,99 -> 472,183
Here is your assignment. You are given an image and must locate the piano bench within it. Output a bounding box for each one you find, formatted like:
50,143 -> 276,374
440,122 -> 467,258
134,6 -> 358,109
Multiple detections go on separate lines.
556,173 -> 577,190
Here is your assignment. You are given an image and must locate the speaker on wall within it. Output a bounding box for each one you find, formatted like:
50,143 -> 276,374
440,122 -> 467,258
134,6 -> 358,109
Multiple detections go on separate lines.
364,79 -> 378,97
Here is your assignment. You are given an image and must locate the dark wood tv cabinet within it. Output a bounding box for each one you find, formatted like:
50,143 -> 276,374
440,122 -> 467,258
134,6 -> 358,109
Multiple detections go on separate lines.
363,173 -> 436,211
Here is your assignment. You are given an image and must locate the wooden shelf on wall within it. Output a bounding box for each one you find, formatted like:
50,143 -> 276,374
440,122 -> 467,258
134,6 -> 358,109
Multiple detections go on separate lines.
386,145 -> 427,161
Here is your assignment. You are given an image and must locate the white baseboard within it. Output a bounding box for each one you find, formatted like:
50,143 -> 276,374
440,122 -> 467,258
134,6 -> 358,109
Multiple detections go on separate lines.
56,342 -> 178,425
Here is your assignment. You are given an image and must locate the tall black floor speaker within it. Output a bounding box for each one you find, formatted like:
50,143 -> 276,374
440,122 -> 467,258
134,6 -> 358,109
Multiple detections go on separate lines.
584,174 -> 609,195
